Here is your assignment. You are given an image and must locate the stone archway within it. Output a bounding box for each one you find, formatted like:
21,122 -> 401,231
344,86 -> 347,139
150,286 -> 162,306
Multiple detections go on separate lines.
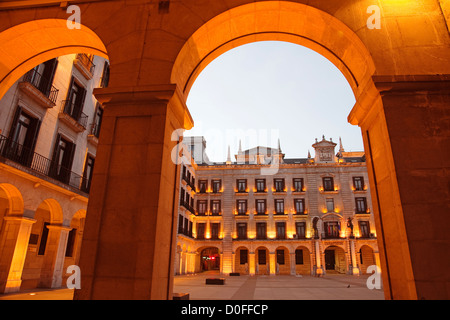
0,0 -> 448,300
0,183 -> 28,293
0,19 -> 108,101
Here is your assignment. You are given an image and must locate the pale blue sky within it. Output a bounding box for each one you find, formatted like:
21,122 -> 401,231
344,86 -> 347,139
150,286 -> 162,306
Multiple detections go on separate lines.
185,41 -> 362,162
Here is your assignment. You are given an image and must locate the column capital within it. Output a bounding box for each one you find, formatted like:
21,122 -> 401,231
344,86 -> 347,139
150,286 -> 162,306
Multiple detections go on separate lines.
93,84 -> 194,130
349,74 -> 450,127
46,224 -> 72,232
3,216 -> 36,225
373,74 -> 450,94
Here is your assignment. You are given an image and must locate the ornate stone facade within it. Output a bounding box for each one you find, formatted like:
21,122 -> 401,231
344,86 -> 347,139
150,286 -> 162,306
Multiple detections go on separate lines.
175,136 -> 379,277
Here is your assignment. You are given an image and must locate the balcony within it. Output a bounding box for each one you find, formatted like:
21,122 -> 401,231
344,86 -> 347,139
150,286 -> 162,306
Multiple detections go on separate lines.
0,135 -> 88,193
59,100 -> 88,133
19,69 -> 59,108
87,123 -> 100,146
74,54 -> 95,80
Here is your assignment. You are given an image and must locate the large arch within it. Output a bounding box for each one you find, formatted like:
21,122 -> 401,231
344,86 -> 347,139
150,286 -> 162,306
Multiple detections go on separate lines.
0,183 -> 24,217
0,19 -> 108,101
171,1 -> 375,101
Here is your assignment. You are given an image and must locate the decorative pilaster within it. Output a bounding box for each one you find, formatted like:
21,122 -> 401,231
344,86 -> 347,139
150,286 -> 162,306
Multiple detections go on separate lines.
74,84 -> 193,300
39,225 -> 72,288
0,216 -> 35,293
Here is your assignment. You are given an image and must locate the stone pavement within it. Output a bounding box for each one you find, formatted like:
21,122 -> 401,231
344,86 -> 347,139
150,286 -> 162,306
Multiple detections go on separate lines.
173,272 -> 385,300
0,272 -> 384,300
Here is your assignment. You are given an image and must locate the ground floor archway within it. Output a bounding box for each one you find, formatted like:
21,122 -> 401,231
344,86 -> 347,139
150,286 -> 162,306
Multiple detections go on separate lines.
199,247 -> 220,272
324,245 -> 347,274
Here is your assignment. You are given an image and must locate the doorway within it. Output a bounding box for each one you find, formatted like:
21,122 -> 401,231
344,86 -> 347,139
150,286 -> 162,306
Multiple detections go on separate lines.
200,247 -> 220,272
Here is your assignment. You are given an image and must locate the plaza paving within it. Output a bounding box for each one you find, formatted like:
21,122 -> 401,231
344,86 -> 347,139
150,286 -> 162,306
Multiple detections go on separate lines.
0,272 -> 384,300
174,272 -> 385,300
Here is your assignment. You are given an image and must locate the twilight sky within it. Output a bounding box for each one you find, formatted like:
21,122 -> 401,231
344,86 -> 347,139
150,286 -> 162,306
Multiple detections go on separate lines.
185,41 -> 362,163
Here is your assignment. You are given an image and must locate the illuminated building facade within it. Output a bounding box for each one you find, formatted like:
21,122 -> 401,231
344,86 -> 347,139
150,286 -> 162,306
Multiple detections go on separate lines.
175,136 -> 379,276
0,54 -> 109,293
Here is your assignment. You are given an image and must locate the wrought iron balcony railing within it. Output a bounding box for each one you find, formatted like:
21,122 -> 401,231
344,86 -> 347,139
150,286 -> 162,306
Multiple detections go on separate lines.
22,69 -> 59,104
60,100 -> 88,129
0,134 -> 89,193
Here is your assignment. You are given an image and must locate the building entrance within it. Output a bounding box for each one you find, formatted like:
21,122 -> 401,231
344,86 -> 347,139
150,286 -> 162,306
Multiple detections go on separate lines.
200,248 -> 220,271
325,249 -> 335,271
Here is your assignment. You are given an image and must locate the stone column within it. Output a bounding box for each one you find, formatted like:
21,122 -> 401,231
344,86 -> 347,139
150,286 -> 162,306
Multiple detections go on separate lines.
269,252 -> 276,275
314,240 -> 323,276
39,225 -> 71,288
349,239 -> 360,275
74,85 -> 193,300
248,251 -> 255,275
0,216 -> 35,293
290,252 -> 296,275
349,74 -> 450,299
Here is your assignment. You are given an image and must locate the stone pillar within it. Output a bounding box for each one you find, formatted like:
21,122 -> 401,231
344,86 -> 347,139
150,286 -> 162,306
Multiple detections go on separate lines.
290,252 -> 296,275
349,74 -> 450,300
39,225 -> 71,288
0,216 -> 35,293
314,240 -> 323,276
249,252 -> 255,275
74,85 -> 193,300
349,239 -> 360,275
269,252 -> 276,275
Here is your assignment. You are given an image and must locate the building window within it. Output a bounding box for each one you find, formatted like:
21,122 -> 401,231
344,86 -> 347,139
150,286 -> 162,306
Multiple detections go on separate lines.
196,223 -> 205,240
326,198 -> 335,212
63,77 -> 87,122
65,228 -> 77,257
81,154 -> 95,193
294,199 -> 305,214
50,134 -> 76,184
91,103 -> 103,138
240,249 -> 248,264
293,178 -> 304,192
237,179 -> 247,192
185,217 -> 190,236
38,222 -> 50,255
4,106 -> 41,167
212,179 -> 221,193
178,215 -> 184,233
276,222 -> 286,239
274,178 -> 285,192
353,176 -> 365,191
256,222 -> 267,239
258,249 -> 266,265
275,199 -> 284,215
355,197 -> 367,213
323,177 -> 334,191
295,222 -> 306,239
295,249 -> 304,265
359,221 -> 370,238
211,200 -> 221,215
256,199 -> 266,215
237,223 -> 247,240
236,199 -> 247,215
197,200 -> 207,215
210,223 -> 220,240
324,221 -> 340,238
255,179 -> 266,192
23,58 -> 59,102
276,249 -> 285,265
99,61 -> 110,88
198,180 -> 207,193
